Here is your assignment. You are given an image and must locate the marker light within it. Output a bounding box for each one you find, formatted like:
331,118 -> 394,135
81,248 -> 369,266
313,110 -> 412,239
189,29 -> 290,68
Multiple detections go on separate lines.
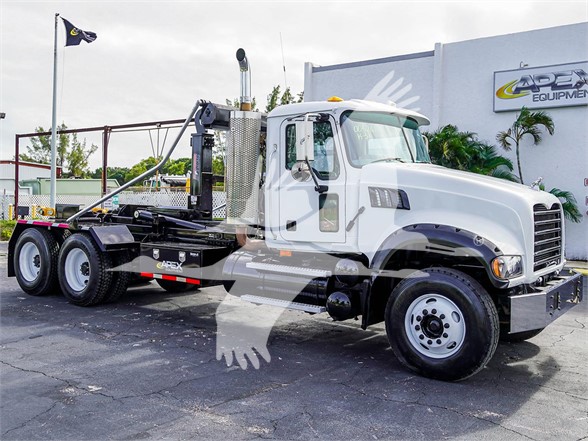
327,96 -> 344,102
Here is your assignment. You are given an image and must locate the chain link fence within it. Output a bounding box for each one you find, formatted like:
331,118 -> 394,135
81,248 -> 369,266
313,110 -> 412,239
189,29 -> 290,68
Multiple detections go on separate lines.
1,191 -> 226,220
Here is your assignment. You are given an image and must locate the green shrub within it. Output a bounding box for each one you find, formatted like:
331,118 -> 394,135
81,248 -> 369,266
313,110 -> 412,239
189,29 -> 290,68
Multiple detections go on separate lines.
0,220 -> 17,241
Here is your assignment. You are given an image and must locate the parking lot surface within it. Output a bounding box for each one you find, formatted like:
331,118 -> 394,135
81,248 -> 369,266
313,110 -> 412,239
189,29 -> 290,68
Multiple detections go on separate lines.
1,242 -> 587,440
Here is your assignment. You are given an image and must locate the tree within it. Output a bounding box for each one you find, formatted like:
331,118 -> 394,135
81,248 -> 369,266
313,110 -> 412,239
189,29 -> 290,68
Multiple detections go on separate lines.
426,125 -> 518,181
212,156 -> 224,176
226,97 -> 258,112
264,85 -> 303,113
91,166 -> 130,185
19,124 -> 69,166
468,144 -> 518,181
544,186 -> 582,223
212,131 -> 226,176
495,108 -> 579,222
67,133 -> 98,177
496,106 -> 554,185
124,156 -> 161,183
426,125 -> 477,170
163,157 -> 191,175
226,85 -> 304,113
19,124 -> 98,177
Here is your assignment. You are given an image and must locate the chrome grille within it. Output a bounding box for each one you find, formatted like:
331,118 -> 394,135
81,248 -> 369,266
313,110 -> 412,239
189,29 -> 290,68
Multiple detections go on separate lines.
533,203 -> 562,271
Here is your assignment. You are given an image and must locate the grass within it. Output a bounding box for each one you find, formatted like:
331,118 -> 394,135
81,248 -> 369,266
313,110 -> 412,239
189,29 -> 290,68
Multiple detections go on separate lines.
0,220 -> 17,241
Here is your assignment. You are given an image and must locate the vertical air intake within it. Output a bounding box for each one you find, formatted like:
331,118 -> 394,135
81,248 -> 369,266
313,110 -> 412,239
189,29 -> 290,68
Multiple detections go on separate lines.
225,48 -> 261,225
226,111 -> 261,224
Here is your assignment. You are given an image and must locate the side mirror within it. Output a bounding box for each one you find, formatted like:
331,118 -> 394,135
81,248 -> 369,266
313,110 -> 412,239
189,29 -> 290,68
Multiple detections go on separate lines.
296,120 -> 314,161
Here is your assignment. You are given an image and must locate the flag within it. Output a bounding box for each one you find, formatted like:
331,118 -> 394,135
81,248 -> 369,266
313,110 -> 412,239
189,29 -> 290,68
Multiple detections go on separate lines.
61,18 -> 97,46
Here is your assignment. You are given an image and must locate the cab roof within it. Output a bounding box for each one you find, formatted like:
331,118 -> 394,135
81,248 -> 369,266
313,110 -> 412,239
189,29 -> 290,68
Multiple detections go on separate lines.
267,99 -> 430,126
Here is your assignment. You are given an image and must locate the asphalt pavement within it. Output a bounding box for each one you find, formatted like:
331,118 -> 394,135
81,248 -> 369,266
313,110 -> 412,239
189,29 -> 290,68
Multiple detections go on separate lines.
1,241 -> 587,440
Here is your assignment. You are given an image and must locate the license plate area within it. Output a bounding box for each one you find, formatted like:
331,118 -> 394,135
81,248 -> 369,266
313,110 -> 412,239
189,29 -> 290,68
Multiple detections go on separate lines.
509,269 -> 583,334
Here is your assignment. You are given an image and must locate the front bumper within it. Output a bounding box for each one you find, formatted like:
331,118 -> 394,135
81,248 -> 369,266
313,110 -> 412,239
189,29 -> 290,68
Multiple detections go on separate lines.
509,269 -> 583,334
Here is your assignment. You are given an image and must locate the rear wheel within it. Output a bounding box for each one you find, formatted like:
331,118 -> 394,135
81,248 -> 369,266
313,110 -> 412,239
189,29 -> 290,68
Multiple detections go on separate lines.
156,278 -> 198,293
14,228 -> 59,296
385,267 -> 499,381
102,251 -> 131,303
58,233 -> 112,306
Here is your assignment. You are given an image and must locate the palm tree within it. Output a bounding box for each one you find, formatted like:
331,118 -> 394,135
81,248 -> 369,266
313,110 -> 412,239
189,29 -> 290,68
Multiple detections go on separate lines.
496,107 -> 554,185
469,144 -> 518,182
426,125 -> 518,181
547,187 -> 582,223
427,125 -> 476,171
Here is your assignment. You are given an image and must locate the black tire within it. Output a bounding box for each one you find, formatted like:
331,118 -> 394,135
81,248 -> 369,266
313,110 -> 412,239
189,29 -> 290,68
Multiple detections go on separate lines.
102,251 -> 131,303
500,327 -> 544,343
385,267 -> 499,381
58,233 -> 113,306
14,228 -> 60,296
156,278 -> 198,293
57,229 -> 72,244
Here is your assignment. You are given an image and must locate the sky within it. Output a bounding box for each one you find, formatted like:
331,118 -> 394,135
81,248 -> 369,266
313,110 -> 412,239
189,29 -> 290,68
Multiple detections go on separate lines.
1,0 -> 587,170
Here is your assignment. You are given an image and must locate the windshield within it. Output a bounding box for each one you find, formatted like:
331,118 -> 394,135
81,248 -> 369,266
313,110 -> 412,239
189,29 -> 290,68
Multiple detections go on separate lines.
340,111 -> 431,167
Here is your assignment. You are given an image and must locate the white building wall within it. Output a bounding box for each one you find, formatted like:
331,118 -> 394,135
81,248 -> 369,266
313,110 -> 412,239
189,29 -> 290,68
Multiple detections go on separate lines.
0,163 -> 52,195
0,163 -> 52,181
306,23 -> 588,259
306,52 -> 435,116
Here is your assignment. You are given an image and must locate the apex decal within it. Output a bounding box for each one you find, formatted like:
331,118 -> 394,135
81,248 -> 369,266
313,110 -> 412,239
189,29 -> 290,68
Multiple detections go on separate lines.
494,62 -> 588,112
156,260 -> 183,273
495,80 -> 530,99
497,69 -> 588,100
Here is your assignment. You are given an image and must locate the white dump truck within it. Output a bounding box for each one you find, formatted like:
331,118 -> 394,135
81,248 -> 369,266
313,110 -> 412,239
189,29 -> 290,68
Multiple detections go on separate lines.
9,49 -> 582,381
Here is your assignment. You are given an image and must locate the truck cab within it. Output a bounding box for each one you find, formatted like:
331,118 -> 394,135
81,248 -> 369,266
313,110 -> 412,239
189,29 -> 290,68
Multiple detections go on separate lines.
265,98 -> 566,286
266,99 -> 430,251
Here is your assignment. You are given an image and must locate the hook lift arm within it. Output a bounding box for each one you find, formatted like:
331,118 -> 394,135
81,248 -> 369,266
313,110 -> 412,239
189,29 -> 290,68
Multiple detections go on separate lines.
67,100 -> 210,223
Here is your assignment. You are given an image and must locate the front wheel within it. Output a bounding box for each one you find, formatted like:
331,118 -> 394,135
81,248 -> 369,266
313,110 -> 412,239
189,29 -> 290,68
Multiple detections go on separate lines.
385,267 -> 499,381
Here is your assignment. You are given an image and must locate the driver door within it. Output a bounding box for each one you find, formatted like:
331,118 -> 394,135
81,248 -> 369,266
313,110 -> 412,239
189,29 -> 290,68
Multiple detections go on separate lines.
278,118 -> 346,243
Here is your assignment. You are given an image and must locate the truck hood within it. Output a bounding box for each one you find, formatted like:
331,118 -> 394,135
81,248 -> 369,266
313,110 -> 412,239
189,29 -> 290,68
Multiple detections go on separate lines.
360,162 -> 560,212
357,162 -> 563,281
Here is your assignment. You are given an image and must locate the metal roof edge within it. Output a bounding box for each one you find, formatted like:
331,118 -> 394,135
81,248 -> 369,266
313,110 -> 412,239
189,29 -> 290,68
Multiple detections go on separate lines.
312,50 -> 435,73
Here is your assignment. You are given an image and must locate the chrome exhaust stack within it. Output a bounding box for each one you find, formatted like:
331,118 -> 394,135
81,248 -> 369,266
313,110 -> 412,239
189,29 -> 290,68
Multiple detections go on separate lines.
225,48 -> 261,226
236,48 -> 252,111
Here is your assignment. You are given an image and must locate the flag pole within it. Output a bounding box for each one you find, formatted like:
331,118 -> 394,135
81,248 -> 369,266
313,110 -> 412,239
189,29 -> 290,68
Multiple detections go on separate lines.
49,12 -> 59,210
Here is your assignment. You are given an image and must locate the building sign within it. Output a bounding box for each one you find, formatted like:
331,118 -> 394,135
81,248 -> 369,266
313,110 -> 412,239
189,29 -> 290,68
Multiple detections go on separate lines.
494,61 -> 588,112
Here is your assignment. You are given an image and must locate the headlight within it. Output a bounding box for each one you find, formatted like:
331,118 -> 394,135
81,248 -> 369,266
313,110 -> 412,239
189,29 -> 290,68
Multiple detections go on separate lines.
491,256 -> 523,280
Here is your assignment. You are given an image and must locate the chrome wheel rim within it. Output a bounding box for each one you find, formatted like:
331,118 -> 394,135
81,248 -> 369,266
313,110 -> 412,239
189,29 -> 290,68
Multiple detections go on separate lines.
19,242 -> 41,282
64,248 -> 90,292
404,294 -> 466,359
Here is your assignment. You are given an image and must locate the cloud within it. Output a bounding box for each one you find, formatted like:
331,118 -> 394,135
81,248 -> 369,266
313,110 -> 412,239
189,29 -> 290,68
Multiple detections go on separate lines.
1,1 -> 585,168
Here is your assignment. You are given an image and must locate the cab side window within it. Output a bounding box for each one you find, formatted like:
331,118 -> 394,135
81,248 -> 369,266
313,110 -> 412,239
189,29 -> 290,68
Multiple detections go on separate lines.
285,122 -> 339,180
